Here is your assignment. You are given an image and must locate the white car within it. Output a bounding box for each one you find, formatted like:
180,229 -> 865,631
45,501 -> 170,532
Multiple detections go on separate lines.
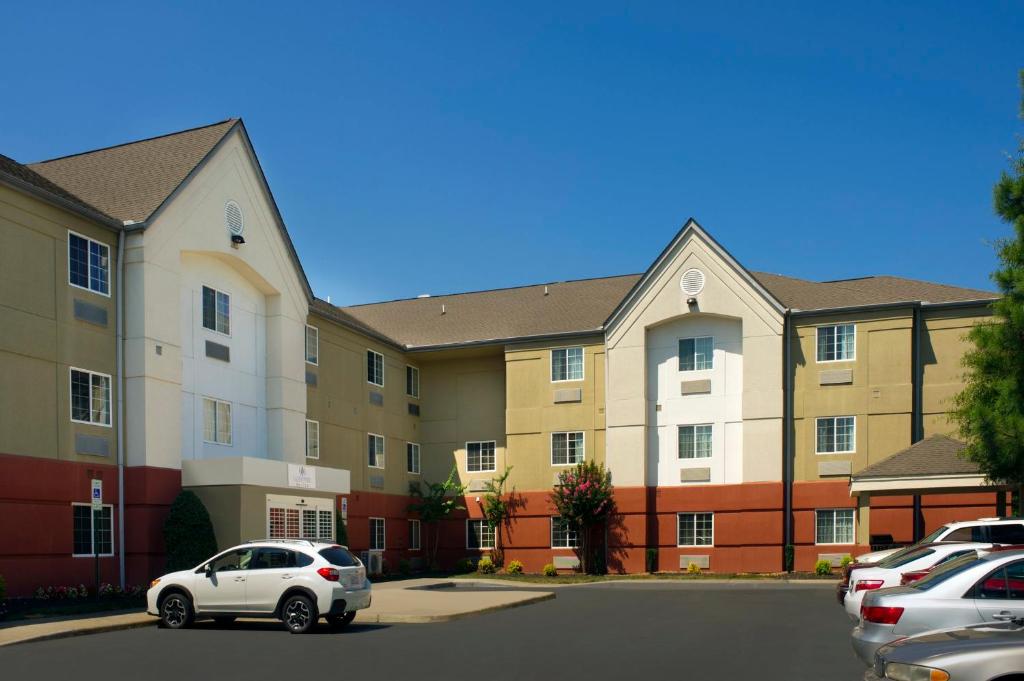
844,542 -> 990,620
147,540 -> 371,634
855,517 -> 1024,565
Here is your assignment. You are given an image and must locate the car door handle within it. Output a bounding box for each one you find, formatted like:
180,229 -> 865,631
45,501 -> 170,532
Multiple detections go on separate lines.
993,611 -> 1016,621
234,576 -> 246,582
281,574 -> 295,580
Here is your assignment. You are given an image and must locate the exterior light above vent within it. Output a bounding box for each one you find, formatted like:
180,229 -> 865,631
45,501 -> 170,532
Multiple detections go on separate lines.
680,268 -> 705,296
225,200 -> 244,236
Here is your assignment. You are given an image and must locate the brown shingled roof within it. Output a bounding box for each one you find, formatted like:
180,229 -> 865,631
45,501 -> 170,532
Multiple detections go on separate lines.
752,272 -> 997,311
0,153 -> 116,225
852,434 -> 978,479
28,119 -> 237,224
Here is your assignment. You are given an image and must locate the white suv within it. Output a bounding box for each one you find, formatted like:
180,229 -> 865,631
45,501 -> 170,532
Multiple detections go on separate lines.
858,517 -> 1024,564
147,540 -> 371,634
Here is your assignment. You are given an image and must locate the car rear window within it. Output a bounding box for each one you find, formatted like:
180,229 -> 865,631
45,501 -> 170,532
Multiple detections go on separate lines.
319,546 -> 360,567
911,554 -> 984,591
990,524 -> 1024,544
878,547 -> 935,569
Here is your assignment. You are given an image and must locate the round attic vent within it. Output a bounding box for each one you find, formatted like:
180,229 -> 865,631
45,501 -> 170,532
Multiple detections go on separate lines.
680,268 -> 705,296
225,201 -> 244,236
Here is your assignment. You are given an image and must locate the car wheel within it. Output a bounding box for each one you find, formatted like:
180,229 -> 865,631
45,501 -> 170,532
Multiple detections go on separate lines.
213,616 -> 236,625
159,592 -> 194,630
326,611 -> 356,629
281,594 -> 318,634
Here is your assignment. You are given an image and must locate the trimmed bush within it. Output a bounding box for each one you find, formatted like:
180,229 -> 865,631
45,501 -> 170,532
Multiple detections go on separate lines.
455,558 -> 476,574
0,573 -> 6,601
686,561 -> 702,574
163,491 -> 218,572
814,559 -> 834,576
477,556 -> 496,574
505,560 -> 524,575
840,555 -> 854,568
398,559 -> 411,575
645,548 -> 658,573
336,513 -> 349,546
784,544 -> 795,572
542,563 -> 558,577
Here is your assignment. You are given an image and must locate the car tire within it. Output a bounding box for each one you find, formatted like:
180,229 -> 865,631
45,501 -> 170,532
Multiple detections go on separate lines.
281,594 -> 318,634
159,592 -> 194,630
326,611 -> 356,629
213,616 -> 236,625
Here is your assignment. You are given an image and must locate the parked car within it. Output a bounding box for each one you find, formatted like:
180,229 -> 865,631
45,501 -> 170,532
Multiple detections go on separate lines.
844,542 -> 990,621
851,550 -> 1024,665
854,517 -> 1024,569
147,540 -> 371,634
864,620 -> 1024,681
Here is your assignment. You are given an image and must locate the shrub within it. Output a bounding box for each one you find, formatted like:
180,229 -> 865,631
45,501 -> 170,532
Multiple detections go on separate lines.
840,555 -> 854,568
477,556 -> 496,574
163,491 -> 218,572
398,559 -> 411,576
455,558 -> 476,574
542,563 -> 558,577
784,544 -> 795,572
814,559 -> 834,576
645,548 -> 658,573
0,574 -> 5,601
381,559 -> 390,575
505,560 -> 524,575
336,513 -> 349,546
686,561 -> 702,574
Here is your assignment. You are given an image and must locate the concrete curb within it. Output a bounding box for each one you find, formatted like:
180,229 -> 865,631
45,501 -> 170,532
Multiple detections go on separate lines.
454,577 -> 839,589
0,615 -> 155,648
364,591 -> 556,623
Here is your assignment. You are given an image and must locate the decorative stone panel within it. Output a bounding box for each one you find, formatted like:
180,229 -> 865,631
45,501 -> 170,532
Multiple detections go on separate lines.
819,369 -> 853,385
818,460 -> 852,477
73,299 -> 108,327
680,379 -> 711,395
553,388 -> 582,403
680,467 -> 711,482
679,554 -> 710,570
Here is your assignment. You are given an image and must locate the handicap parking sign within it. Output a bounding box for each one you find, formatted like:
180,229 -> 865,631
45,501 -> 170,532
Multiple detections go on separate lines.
91,479 -> 102,510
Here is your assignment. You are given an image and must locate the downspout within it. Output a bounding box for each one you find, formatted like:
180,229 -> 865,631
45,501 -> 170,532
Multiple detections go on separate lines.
782,310 -> 793,569
910,304 -> 923,541
116,228 -> 126,589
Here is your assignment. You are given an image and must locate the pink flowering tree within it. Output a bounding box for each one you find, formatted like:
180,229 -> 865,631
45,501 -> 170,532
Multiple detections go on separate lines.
549,461 -> 615,574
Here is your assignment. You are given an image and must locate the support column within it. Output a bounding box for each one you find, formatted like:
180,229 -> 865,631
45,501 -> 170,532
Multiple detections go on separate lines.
856,493 -> 871,546
912,495 -> 923,541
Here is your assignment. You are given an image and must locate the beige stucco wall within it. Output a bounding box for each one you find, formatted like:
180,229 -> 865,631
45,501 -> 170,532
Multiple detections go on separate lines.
920,305 -> 992,437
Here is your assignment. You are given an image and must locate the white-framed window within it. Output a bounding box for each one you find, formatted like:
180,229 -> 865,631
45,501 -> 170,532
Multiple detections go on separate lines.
370,517 -> 386,550
817,324 -> 856,362
299,508 -> 335,542
72,503 -> 113,556
467,441 -> 496,472
551,347 -> 584,382
367,350 -> 384,386
406,365 -> 420,398
409,519 -> 421,551
551,431 -> 585,466
202,397 -> 232,445
201,285 -> 231,335
677,512 -> 714,547
678,424 -> 712,459
816,416 -> 855,454
679,336 -> 713,371
69,367 -> 111,427
368,433 -> 385,468
305,325 -> 319,365
407,442 -> 421,474
816,508 -> 855,544
551,517 -> 579,548
305,419 -> 320,460
466,519 -> 495,549
68,231 -> 110,296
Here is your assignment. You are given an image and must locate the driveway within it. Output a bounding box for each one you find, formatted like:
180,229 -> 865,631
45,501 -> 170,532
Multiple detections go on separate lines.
0,581 -> 863,680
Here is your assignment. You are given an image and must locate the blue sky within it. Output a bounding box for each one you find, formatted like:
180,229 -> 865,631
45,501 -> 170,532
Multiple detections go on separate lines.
1,2 -> 1021,304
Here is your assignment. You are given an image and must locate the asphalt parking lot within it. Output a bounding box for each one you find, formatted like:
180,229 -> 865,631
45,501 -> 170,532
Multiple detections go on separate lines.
0,582 -> 863,680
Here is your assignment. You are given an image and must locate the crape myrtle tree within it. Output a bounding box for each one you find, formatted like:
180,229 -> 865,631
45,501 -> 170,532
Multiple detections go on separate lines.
480,466 -> 515,567
550,461 -> 615,574
408,466 -> 467,569
952,70 -> 1024,515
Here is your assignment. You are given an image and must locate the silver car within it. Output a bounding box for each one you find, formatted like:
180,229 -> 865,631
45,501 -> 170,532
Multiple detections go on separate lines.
864,621 -> 1024,681
852,550 -> 1024,665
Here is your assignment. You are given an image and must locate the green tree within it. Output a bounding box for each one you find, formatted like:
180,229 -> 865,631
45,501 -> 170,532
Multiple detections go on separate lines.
481,466 -> 515,566
408,466 -> 467,569
163,490 -> 218,571
550,461 -> 615,574
952,70 -> 1024,515
335,512 -> 349,546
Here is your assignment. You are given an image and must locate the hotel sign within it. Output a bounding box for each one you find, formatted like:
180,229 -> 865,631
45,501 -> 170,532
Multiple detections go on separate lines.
287,464 -> 316,490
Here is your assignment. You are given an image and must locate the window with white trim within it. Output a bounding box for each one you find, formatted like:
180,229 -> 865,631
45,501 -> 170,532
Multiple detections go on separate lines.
551,347 -> 583,382
201,286 -> 230,335
816,508 -> 855,544
816,416 -> 855,453
72,503 -> 113,556
68,231 -> 110,296
367,350 -> 384,386
678,424 -> 712,459
305,420 -> 319,459
679,336 -> 713,371
70,368 -> 111,426
407,442 -> 421,474
368,434 -> 385,468
406,365 -> 420,398
551,432 -> 585,465
817,324 -> 855,362
202,397 -> 232,445
677,512 -> 714,546
370,517 -> 386,550
551,517 -> 579,548
305,325 -> 319,365
409,519 -> 421,551
467,441 -> 496,472
467,519 -> 495,549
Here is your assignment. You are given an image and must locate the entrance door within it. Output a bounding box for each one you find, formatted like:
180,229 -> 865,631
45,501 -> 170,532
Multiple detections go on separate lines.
192,548 -> 254,613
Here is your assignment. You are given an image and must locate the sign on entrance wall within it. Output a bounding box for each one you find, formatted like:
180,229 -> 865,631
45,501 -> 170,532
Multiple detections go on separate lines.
91,479 -> 103,510
341,497 -> 348,520
288,464 -> 316,490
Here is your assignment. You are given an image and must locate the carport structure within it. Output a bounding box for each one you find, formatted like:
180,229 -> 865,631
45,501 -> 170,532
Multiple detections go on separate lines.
849,434 -> 1011,547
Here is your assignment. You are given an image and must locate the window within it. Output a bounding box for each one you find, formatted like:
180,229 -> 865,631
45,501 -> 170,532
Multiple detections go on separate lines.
944,526 -> 985,542
305,420 -> 319,460
202,397 -> 232,445
367,350 -> 384,386
406,365 -> 420,398
251,548 -> 312,569
319,546 -> 361,567
368,433 -> 385,468
409,519 -> 421,551
815,509 -> 855,544
201,286 -> 230,335
817,324 -> 855,362
407,442 -> 421,474
551,517 -> 579,548
70,368 -> 111,426
551,347 -> 584,382
678,424 -> 712,459
677,512 -> 714,547
679,336 -> 713,371
551,432 -> 585,465
467,519 -> 495,549
268,507 -> 300,539
467,441 -> 496,472
305,325 -> 319,365
298,508 -> 334,542
205,548 -> 255,573
816,416 -> 855,453
68,231 -> 110,296
978,561 -> 1024,600
990,524 -> 1024,545
72,504 -> 113,556
369,517 -> 385,550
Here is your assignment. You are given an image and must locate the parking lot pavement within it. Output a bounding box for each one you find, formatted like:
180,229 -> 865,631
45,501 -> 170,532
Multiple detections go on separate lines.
0,582 -> 863,680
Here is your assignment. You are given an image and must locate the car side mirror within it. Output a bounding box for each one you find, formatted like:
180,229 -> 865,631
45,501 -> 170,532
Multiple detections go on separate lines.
204,564 -> 213,577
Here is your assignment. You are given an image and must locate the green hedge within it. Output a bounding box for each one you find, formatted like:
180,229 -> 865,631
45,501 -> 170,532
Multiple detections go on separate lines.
163,491 -> 218,571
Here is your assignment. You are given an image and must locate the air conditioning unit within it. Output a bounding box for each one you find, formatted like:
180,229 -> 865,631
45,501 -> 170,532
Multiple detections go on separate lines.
365,550 -> 384,575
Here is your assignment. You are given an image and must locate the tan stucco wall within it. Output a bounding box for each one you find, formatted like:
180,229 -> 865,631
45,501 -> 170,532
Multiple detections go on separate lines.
921,305 -> 992,437
0,183 -> 118,462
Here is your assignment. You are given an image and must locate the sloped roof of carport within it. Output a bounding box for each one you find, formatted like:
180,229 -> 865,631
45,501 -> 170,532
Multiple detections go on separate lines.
852,434 -> 979,479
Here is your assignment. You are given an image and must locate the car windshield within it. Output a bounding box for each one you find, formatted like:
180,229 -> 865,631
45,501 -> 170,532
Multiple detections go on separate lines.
878,547 -> 935,569
911,554 -> 984,591
319,546 -> 360,567
919,526 -> 950,544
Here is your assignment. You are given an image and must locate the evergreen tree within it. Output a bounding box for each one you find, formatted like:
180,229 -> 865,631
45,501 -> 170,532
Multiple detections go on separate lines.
163,490 -> 218,571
